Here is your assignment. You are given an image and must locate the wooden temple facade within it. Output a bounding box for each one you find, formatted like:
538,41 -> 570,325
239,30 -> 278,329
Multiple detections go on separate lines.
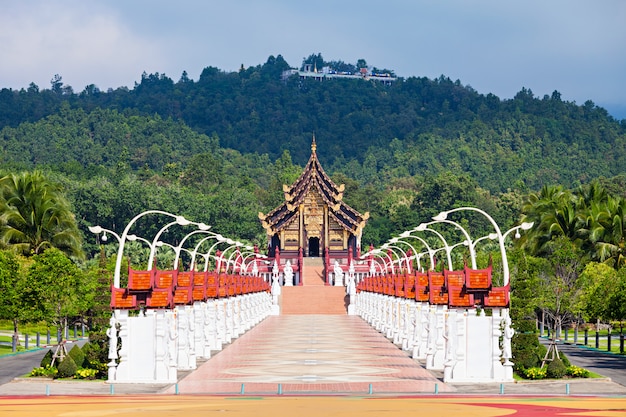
258,138 -> 369,280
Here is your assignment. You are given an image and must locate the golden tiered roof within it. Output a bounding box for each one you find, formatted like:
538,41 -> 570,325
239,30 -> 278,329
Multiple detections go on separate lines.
259,137 -> 369,236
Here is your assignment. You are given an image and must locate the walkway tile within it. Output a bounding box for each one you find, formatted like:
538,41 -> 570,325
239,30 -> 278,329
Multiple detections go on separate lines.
167,315 -> 454,394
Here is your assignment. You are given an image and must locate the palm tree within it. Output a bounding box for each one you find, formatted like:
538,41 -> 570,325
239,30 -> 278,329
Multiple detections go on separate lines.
588,195 -> 626,269
0,171 -> 83,258
520,184 -> 581,256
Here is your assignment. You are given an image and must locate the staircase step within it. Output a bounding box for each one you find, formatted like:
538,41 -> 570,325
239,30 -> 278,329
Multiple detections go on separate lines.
281,286 -> 347,315
301,264 -> 326,286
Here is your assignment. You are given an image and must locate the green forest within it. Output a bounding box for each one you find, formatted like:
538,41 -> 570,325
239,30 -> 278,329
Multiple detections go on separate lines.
2,54 -> 626,370
1,54 -> 625,247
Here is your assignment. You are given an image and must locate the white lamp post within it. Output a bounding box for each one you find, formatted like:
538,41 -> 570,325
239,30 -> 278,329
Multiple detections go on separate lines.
217,242 -> 243,272
360,251 -> 386,275
412,251 -> 431,272
434,207 -> 512,285
172,230 -> 218,270
503,222 -> 534,240
88,225 -> 121,245
146,219 -> 210,270
417,219 -> 477,269
112,210 -> 197,288
241,253 -> 268,274
367,249 -> 395,274
414,224 -> 455,270
154,240 -> 195,269
397,232 -> 437,270
381,242 -> 411,273
200,236 -> 232,271
187,234 -> 225,271
228,249 -> 255,274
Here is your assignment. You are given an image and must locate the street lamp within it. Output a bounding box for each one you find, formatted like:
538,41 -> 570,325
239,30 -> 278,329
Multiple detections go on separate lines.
417,219 -> 477,269
187,234 -> 225,271
88,225 -> 121,245
112,210 -> 199,288
381,242 -> 411,273
364,249 -> 395,274
199,236 -> 231,271
227,249 -> 255,273
397,232 -> 437,270
241,253 -> 268,274
172,230 -> 218,270
359,251 -> 386,275
217,242 -> 244,272
412,251 -> 431,272
434,207 -> 512,285
147,220 -> 210,270
154,240 -> 195,269
414,224 -> 455,270
503,222 -> 534,240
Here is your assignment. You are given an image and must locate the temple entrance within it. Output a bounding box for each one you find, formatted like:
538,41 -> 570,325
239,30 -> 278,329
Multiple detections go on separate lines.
308,237 -> 320,257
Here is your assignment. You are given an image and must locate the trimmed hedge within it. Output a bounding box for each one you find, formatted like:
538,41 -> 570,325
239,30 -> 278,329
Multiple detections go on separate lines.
57,355 -> 78,378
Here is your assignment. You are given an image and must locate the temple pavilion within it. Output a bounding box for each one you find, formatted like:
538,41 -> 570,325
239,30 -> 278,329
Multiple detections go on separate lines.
258,137 -> 369,285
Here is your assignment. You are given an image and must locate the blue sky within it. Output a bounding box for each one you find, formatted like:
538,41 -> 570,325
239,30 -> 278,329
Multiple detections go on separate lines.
1,0 -> 625,119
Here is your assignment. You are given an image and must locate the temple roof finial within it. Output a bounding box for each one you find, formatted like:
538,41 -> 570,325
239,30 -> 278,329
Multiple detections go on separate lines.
311,134 -> 317,153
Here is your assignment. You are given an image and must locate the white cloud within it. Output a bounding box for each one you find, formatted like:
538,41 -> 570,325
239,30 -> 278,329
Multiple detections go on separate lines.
0,1 -> 163,90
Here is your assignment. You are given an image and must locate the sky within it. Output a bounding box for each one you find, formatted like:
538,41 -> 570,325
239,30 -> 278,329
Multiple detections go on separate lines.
1,0 -> 625,119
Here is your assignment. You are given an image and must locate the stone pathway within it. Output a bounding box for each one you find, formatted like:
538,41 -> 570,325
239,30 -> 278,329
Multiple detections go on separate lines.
165,315 -> 452,395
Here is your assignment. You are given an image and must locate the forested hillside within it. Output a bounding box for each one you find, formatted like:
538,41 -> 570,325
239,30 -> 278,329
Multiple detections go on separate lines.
2,54 -> 625,193
1,54 -> 626,250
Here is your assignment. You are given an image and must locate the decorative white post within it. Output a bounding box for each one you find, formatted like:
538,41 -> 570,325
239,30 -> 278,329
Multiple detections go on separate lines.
166,310 -> 178,380
347,261 -> 357,315
113,310 -> 130,380
175,307 -> 188,370
270,261 -> 281,315
106,312 -> 119,382
194,302 -> 205,359
443,310 -> 457,381
502,308 -> 515,380
152,310 -> 170,382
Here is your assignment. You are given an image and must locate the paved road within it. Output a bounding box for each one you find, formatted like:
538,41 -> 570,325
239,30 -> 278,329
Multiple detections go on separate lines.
0,349 -> 49,385
543,339 -> 626,386
0,339 -> 87,385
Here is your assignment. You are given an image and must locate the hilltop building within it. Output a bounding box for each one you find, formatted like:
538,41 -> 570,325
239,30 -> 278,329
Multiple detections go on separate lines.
281,64 -> 396,85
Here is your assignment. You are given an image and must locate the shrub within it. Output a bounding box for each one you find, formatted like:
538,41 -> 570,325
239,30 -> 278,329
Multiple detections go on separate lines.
29,365 -> 58,378
87,360 -> 109,379
87,330 -> 109,364
40,349 -> 54,368
68,344 -> 85,367
566,365 -> 590,378
523,367 -> 546,380
56,355 -> 78,378
512,330 -> 546,372
74,368 -> 97,380
546,357 -> 567,378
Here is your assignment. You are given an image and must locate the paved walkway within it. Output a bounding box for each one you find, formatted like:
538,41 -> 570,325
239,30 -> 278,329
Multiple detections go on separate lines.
2,315 -> 626,397
164,315 -> 450,395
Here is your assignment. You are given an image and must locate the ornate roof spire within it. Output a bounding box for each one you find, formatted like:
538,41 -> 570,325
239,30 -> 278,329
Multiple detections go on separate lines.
311,134 -> 317,153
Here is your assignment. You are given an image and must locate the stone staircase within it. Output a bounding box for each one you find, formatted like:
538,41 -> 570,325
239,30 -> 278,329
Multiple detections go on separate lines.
301,257 -> 325,286
281,257 -> 347,315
